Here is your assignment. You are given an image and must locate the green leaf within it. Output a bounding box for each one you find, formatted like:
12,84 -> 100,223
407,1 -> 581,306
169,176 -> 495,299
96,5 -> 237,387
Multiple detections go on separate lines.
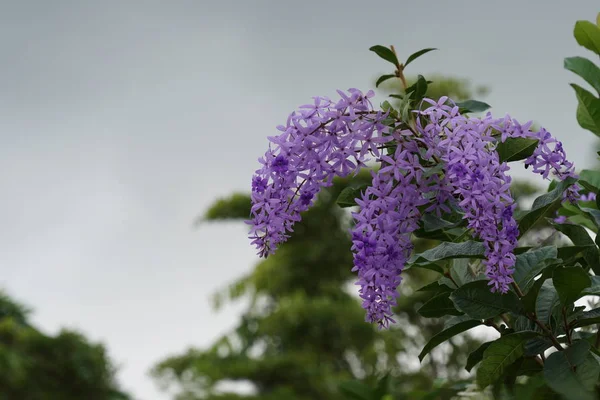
409,241 -> 486,264
582,275 -> 600,295
557,245 -> 595,263
572,307 -> 600,328
417,292 -> 463,318
417,280 -> 453,293
339,380 -> 374,400
476,331 -> 540,389
404,48 -> 437,67
466,341 -> 492,372
579,169 -> 600,191
552,266 -> 592,305
450,258 -> 485,287
407,74 -> 428,101
571,84 -> 600,137
496,137 -> 539,163
512,246 -> 558,293
375,74 -> 396,88
336,186 -> 366,208
553,222 -> 600,274
564,56 -> 600,95
518,177 -> 577,237
409,263 -> 445,274
418,315 -> 481,361
455,100 -> 491,113
536,281 -> 560,325
544,340 -> 600,400
574,20 -> 600,55
369,45 -> 399,66
450,280 -> 522,320
521,264 -> 559,314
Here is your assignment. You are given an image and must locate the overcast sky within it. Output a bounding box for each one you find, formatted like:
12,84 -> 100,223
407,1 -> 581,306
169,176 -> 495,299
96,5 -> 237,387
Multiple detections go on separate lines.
1,1 -> 599,399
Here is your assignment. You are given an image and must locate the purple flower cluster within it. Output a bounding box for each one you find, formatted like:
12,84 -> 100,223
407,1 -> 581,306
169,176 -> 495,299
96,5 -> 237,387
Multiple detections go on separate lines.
248,89 -> 390,257
351,144 -> 428,327
249,90 -> 577,327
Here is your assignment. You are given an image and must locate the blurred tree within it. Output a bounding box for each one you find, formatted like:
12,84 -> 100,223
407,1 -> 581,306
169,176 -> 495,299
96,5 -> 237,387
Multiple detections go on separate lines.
151,76 -> 501,400
0,291 -> 130,400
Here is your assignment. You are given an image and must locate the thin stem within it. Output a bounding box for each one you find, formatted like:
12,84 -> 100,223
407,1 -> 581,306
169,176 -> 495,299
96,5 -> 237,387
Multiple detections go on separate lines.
562,307 -> 572,345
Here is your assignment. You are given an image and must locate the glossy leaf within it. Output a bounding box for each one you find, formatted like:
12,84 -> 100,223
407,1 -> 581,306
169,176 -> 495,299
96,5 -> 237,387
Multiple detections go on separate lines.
404,48 -> 437,67
536,281 -> 560,325
476,331 -> 540,389
418,315 -> 481,361
571,83 -> 600,137
409,241 -> 486,264
553,222 -> 600,274
369,45 -> 399,66
544,340 -> 600,400
564,56 -> 600,95
375,74 -> 396,88
517,177 -> 577,237
466,341 -> 492,372
552,266 -> 591,305
574,20 -> 600,55
572,307 -> 600,328
417,292 -> 463,318
512,246 -> 558,293
496,137 -> 539,163
450,280 -> 522,320
455,100 -> 491,113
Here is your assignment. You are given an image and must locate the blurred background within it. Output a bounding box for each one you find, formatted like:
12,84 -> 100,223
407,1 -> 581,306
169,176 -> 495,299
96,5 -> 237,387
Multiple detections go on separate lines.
0,1 -> 599,399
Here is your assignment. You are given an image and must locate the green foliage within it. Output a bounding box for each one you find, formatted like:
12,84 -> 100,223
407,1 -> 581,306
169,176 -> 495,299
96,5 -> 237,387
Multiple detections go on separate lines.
567,17 -> 600,138
0,291 -> 129,400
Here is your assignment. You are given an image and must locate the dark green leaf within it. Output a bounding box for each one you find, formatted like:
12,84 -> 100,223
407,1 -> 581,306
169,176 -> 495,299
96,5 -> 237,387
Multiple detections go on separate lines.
409,241 -> 486,264
553,222 -> 600,274
369,45 -> 399,66
521,264 -> 559,314
564,56 -> 600,95
582,275 -> 600,295
524,337 -> 553,357
418,315 -> 481,361
573,20 -> 600,55
421,214 -> 460,232
407,75 -> 428,101
466,341 -> 492,372
544,340 -> 600,400
570,83 -> 600,137
572,307 -> 600,328
450,258 -> 485,287
518,177 -> 577,237
375,74 -> 396,88
552,266 -> 592,305
512,247 -> 558,293
404,48 -> 437,67
556,245 -> 595,263
408,262 -> 445,274
455,100 -> 491,113
336,186 -> 366,208
339,380 -> 374,400
496,137 -> 539,163
450,280 -> 522,320
417,281 -> 452,293
476,331 -> 540,389
536,281 -> 560,325
417,292 -> 463,318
